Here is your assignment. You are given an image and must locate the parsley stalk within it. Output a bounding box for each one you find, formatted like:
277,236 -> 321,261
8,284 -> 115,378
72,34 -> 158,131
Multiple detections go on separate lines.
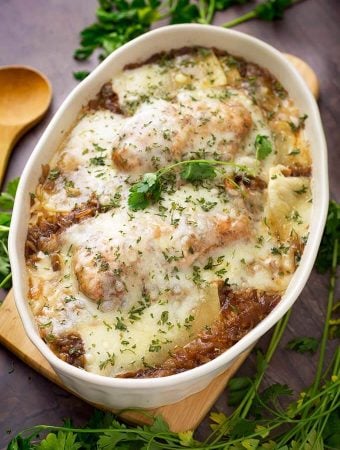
223,0 -> 303,28
311,237 -> 338,397
240,310 -> 292,418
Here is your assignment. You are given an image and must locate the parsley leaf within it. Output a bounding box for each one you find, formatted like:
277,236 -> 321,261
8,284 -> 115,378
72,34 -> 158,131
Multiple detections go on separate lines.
148,415 -> 170,434
227,376 -> 253,406
0,177 -> 19,210
169,0 -> 200,24
286,336 -> 319,354
256,0 -> 293,21
37,431 -> 81,450
128,172 -> 161,210
96,431 -> 128,449
73,70 -> 90,81
5,177 -> 20,199
255,134 -> 272,160
180,161 -> 217,181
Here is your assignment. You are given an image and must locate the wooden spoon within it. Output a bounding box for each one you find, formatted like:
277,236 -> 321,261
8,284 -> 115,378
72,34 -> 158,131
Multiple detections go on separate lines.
0,66 -> 52,185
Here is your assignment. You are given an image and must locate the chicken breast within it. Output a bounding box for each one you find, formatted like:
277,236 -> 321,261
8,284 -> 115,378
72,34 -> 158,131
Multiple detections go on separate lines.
71,208 -> 250,309
112,97 -> 252,173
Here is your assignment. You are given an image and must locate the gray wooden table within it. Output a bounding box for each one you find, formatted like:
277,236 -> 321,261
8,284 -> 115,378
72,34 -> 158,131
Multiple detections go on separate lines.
0,0 -> 339,447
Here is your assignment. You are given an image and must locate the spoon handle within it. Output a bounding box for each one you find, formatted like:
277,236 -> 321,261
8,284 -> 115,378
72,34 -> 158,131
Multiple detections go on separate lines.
0,125 -> 21,187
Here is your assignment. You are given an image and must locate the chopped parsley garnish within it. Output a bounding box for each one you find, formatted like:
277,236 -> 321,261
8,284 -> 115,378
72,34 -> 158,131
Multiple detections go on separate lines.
294,184 -> 308,195
286,210 -> 303,224
149,339 -> 162,353
184,314 -> 195,329
215,267 -> 229,278
271,244 -> 289,255
192,265 -> 205,287
197,197 -> 217,212
289,114 -> 308,132
255,134 -> 272,160
115,316 -> 127,331
99,352 -> 115,370
289,148 -> 301,156
93,143 -> 107,152
204,255 -> 225,270
159,310 -> 169,325
90,156 -> 106,166
47,168 -> 60,181
64,295 -> 76,303
128,297 -> 150,322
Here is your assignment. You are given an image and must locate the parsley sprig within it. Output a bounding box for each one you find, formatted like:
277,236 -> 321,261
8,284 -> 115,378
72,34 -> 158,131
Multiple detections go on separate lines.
128,159 -> 250,210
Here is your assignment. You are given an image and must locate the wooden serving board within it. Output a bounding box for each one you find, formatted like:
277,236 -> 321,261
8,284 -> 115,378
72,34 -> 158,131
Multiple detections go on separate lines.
0,54 -> 319,432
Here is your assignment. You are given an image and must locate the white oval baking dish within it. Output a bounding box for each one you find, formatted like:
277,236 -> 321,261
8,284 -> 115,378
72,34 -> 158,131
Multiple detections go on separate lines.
9,24 -> 328,410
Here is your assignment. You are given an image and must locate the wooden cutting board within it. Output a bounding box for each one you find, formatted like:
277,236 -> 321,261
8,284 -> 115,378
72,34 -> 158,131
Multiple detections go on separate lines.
0,54 -> 319,432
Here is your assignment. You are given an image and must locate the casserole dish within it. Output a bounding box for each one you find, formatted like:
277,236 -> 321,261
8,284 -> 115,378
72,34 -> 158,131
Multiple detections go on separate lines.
9,24 -> 328,409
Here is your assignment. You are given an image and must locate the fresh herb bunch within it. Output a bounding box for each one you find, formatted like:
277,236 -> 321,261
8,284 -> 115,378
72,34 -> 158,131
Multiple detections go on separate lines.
7,200 -> 340,449
0,178 -> 19,290
73,0 -> 302,79
128,159 -> 250,210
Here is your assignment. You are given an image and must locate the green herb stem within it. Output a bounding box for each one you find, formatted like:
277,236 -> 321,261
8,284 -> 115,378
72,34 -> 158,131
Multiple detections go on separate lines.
157,159 -> 250,177
223,10 -> 257,28
206,0 -> 216,24
239,309 -> 292,419
0,272 -> 11,289
198,0 -> 209,23
312,237 -> 338,396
